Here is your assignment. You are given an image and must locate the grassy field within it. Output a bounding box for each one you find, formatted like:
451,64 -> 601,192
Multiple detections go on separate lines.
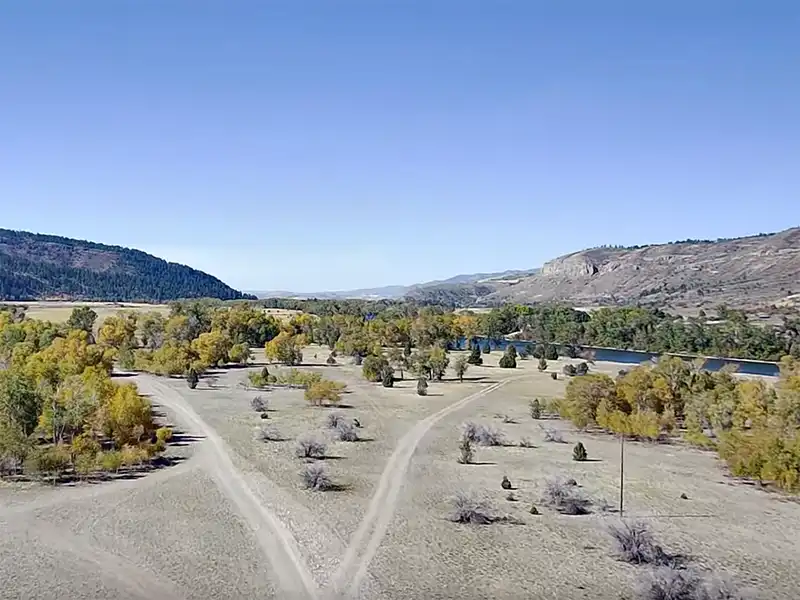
2,301 -> 171,324
1,346 -> 797,599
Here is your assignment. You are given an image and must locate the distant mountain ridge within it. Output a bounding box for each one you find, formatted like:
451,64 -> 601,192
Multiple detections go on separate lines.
414,227 -> 800,310
252,227 -> 800,311
249,268 -> 539,300
0,228 -> 254,302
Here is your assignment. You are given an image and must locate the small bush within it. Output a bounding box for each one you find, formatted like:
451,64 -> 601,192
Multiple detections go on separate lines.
636,567 -> 701,600
251,395 -> 268,412
254,425 -> 282,442
519,436 -> 535,448
457,436 -> 473,464
449,492 -> 496,524
544,344 -> 559,360
499,352 -> 517,369
551,372 -> 558,380
326,354 -> 337,365
352,354 -> 363,366
538,357 -> 548,372
326,412 -> 348,429
541,425 -> 565,443
462,421 -> 505,446
482,342 -> 491,354
576,362 -> 589,376
416,377 -> 428,396
573,442 -> 588,461
295,434 -> 327,459
186,367 -> 199,389
563,364 -> 577,377
335,421 -> 359,442
542,476 -> 591,515
302,462 -> 331,491
381,369 -> 394,388
362,354 -> 389,382
608,521 -> 671,566
155,427 -> 173,443
529,398 -> 542,419
466,346 -> 483,365
305,380 -> 346,406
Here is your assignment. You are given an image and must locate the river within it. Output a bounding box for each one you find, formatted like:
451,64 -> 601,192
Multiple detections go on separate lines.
456,337 -> 780,377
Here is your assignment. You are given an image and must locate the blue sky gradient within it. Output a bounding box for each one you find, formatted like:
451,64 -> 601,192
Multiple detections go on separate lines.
2,2 -> 799,291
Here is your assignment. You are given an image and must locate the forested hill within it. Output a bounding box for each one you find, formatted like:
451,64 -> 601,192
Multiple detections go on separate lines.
0,229 -> 254,302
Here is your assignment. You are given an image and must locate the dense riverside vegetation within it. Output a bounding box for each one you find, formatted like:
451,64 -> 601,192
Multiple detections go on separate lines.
0,228 -> 254,301
260,299 -> 800,362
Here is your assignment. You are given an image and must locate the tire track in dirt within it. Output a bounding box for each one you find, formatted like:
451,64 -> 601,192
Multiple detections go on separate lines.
24,525 -> 185,600
324,380 -> 508,599
137,376 -> 319,600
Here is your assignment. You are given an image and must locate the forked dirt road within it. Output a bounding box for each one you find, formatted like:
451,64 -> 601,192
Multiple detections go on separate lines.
323,380 -> 509,599
136,376 -> 319,600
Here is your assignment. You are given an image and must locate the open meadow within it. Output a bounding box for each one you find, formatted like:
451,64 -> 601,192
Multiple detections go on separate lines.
1,346 -> 798,599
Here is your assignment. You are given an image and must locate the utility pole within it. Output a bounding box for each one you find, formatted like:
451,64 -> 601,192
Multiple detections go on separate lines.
619,433 -> 625,517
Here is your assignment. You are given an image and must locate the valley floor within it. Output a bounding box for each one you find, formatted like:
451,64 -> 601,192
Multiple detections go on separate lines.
1,349 -> 797,600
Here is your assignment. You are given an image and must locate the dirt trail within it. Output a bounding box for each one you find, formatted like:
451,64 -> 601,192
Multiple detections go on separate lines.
136,376 -> 319,600
27,525 -> 185,600
324,380 -> 508,599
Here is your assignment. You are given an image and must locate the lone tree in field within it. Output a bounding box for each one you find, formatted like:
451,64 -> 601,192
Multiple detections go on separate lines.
538,356 -> 548,372
498,345 -> 517,369
573,441 -> 588,462
186,367 -> 199,390
529,398 -> 542,419
417,377 -> 428,396
466,345 -> 483,365
362,354 -> 389,382
453,355 -> 469,382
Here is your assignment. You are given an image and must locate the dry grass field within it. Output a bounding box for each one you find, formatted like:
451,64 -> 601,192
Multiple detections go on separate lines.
1,346 -> 798,599
1,301 -> 171,324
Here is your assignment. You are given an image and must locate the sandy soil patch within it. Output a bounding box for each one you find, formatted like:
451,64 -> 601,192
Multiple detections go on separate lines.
1,301 -> 170,323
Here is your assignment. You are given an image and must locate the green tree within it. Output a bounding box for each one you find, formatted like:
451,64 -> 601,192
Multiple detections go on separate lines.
498,346 -> 516,369
544,344 -> 559,360
362,354 -> 389,382
466,345 -> 483,365
66,306 -> 98,337
453,355 -> 469,382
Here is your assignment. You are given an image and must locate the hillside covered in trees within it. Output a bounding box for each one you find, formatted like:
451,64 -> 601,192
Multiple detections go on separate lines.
0,229 -> 254,302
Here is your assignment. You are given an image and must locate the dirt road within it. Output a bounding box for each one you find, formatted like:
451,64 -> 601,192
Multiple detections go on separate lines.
136,376 -> 319,600
325,380 -> 508,599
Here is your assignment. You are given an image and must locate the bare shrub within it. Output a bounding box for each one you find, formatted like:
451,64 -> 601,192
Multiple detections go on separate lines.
295,434 -> 327,459
301,462 -> 331,491
636,567 -> 701,600
608,521 -> 672,566
449,492 -> 496,524
519,436 -> 535,448
326,412 -> 348,429
462,421 -> 505,446
251,395 -> 268,412
335,421 -> 359,442
699,574 -> 752,600
543,476 -> 591,515
541,424 -> 566,443
253,425 -> 282,442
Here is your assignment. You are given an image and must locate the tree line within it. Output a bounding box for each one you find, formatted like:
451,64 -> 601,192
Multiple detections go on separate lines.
554,356 -> 800,492
0,308 -> 171,483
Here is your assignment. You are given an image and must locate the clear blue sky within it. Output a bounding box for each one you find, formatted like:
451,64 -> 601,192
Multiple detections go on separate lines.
2,2 -> 799,292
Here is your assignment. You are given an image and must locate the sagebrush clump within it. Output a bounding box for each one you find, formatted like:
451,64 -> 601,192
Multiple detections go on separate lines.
457,436 -> 473,464
449,492 -> 496,524
326,412 -> 348,429
302,462 -> 331,491
251,395 -> 268,412
573,441 -> 588,461
295,434 -> 327,459
542,476 -> 591,515
335,421 -> 359,442
608,521 -> 672,566
462,421 -> 505,446
254,425 -> 282,442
